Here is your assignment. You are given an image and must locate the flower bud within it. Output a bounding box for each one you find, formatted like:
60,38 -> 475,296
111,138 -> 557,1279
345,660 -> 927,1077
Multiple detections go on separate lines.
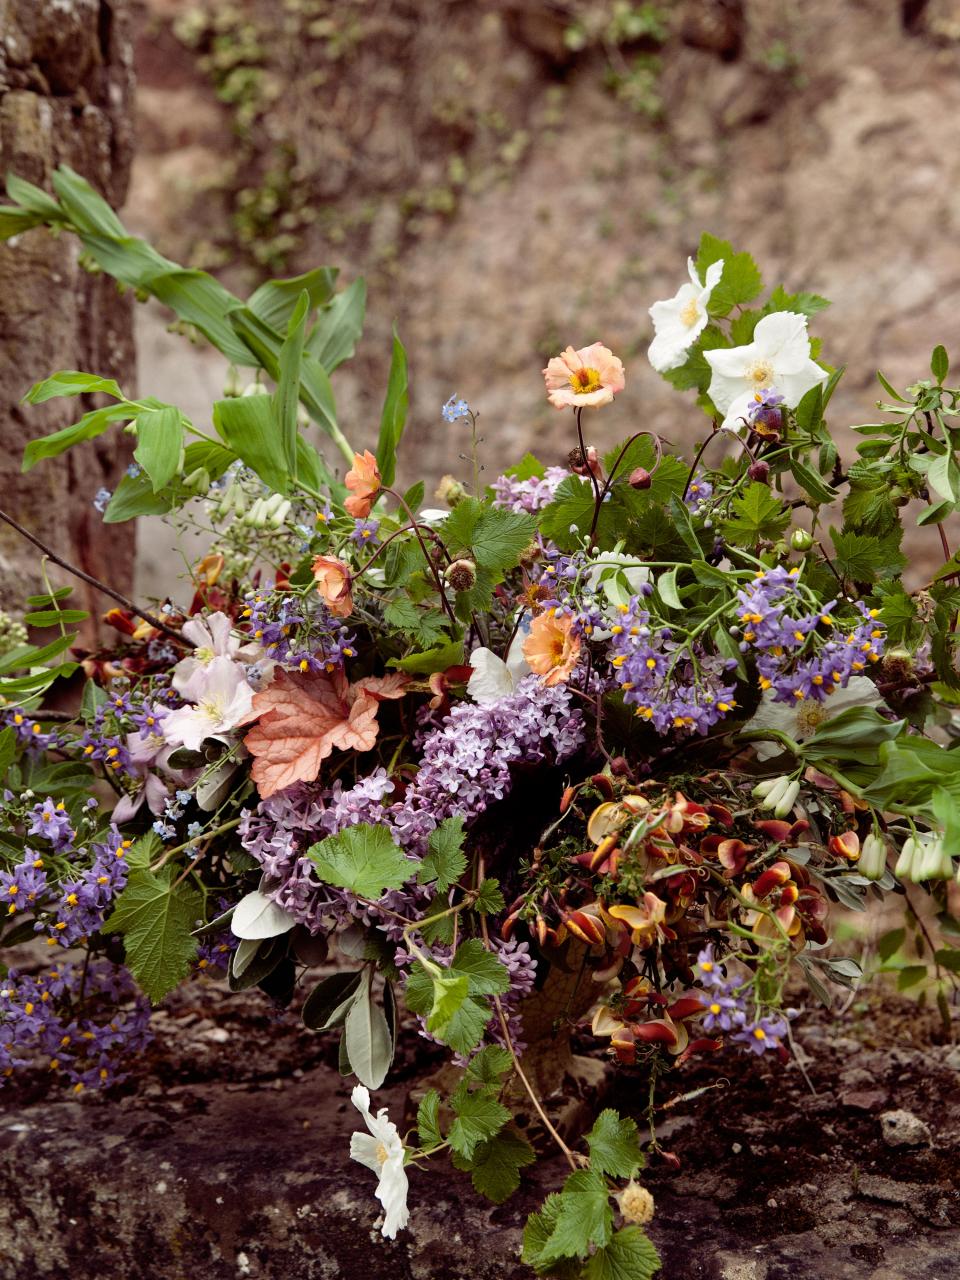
748,460 -> 770,483
617,1182 -> 655,1226
444,558 -> 477,592
773,780 -> 801,818
859,833 -> 888,881
790,529 -> 814,553
894,836 -> 920,881
183,466 -> 211,495
629,467 -> 652,490
435,474 -> 466,507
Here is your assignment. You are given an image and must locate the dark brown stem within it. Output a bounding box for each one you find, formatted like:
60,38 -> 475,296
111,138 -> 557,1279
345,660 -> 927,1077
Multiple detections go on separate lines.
588,429 -> 665,547
383,489 -> 457,627
681,426 -> 724,502
575,406 -> 603,550
352,522 -> 417,577
0,508 -> 190,647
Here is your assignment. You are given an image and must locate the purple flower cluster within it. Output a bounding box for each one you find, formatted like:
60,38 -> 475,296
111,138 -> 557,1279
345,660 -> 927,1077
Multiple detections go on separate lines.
684,473 -> 714,510
608,597 -> 738,736
738,568 -> 885,703
243,589 -> 358,675
3,710 -> 58,753
240,677 -> 585,944
37,829 -> 131,947
26,797 -> 75,852
695,946 -> 790,1056
0,959 -> 151,1091
746,388 -> 785,433
492,467 -> 569,514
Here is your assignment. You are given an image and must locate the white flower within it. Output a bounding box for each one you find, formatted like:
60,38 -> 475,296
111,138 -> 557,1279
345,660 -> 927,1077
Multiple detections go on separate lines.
349,1085 -> 409,1239
744,676 -> 885,761
467,633 -> 531,706
162,656 -> 255,752
705,311 -> 828,432
647,258 -> 724,373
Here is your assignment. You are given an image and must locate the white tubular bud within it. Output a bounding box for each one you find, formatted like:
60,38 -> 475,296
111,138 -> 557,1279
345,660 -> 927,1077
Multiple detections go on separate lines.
773,779 -> 801,818
753,777 -> 784,801
859,833 -> 888,881
245,497 -> 267,527
268,498 -> 292,527
894,836 -> 920,882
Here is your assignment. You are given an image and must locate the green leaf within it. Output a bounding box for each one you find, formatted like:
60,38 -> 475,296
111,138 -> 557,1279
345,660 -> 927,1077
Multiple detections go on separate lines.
584,1228 -> 661,1280
301,970 -> 363,1030
448,1080 -> 511,1160
0,727 -> 17,778
376,327 -> 408,488
721,482 -> 790,543
229,308 -> 340,442
390,638 -> 464,675
275,290 -> 310,479
791,458 -> 836,505
926,452 -> 960,505
134,405 -> 183,492
696,233 -> 763,315
456,1127 -> 536,1204
448,938 -> 511,995
307,278 -> 366,373
382,597 -> 450,650
104,866 -> 201,1003
344,971 -> 394,1089
307,823 -> 412,898
540,1169 -> 614,1263
443,499 -> 537,574
248,267 -> 337,330
523,1197 -> 580,1278
830,527 -> 905,584
793,383 -> 824,437
585,1109 -> 644,1179
802,706 -> 905,763
5,172 -> 63,220
932,344 -> 950,384
767,285 -> 830,318
428,972 -> 470,1036
24,370 -> 124,404
933,947 -> 960,973
418,816 -> 468,892
416,1089 -> 443,1148
22,403 -> 133,471
465,1045 -> 513,1084
897,965 -> 928,991
473,878 -> 506,915
103,468 -> 175,522
656,566 -> 681,610
214,392 -> 289,494
22,608 -> 89,627
843,482 -> 899,536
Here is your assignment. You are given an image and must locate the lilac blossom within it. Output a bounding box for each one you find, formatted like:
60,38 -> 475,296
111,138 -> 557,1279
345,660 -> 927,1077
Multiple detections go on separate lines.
492,466 -> 570,514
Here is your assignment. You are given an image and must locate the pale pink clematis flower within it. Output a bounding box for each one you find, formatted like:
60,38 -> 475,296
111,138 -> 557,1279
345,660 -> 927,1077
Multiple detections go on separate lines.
542,342 -> 625,410
163,656 -> 255,752
172,612 -> 243,700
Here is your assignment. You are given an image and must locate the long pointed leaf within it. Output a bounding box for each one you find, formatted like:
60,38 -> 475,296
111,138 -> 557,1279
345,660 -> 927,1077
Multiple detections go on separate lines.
275,291 -> 309,480
376,327 -> 408,488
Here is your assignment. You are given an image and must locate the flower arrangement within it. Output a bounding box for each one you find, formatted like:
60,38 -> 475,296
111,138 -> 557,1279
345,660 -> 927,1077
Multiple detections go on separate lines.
1,170 -> 959,1279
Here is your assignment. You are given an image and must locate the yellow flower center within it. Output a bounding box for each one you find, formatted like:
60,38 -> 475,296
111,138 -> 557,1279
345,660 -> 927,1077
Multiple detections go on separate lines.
753,1027 -> 766,1040
796,702 -> 828,737
569,366 -> 602,396
746,359 -> 775,388
376,1142 -> 390,1167
680,297 -> 700,327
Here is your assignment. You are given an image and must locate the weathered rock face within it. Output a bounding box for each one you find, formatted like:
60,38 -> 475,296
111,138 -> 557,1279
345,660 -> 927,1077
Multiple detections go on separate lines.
0,0 -> 136,634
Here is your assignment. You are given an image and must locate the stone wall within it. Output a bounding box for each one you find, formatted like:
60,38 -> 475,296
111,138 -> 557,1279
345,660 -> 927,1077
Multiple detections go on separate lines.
0,0 -> 136,637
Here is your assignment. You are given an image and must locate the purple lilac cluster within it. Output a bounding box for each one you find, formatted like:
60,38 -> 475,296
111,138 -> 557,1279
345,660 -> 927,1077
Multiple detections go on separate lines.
240,678 -> 584,941
489,935 -> 538,1055
243,589 -> 358,675
738,567 -> 885,702
492,467 -> 569,514
607,597 -> 738,736
0,959 -> 151,1091
695,945 -> 790,1056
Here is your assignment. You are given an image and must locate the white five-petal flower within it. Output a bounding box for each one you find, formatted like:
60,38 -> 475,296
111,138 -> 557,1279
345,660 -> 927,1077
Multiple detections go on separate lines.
744,676 -> 886,761
349,1085 -> 410,1239
704,311 -> 828,432
647,258 -> 724,373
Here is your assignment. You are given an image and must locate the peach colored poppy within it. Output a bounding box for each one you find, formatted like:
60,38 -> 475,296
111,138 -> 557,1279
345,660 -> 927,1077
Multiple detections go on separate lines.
522,610 -> 581,686
312,555 -> 354,618
344,449 -> 381,518
542,342 -> 625,410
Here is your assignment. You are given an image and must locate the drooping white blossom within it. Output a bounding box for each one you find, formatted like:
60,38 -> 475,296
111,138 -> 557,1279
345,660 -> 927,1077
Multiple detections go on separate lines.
162,655 -> 255,752
705,311 -> 828,432
744,676 -> 885,761
467,633 -> 531,706
349,1085 -> 410,1239
647,258 -> 724,373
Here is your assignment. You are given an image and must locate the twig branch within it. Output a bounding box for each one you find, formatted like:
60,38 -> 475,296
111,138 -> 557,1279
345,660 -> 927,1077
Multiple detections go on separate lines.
0,507 -> 189,647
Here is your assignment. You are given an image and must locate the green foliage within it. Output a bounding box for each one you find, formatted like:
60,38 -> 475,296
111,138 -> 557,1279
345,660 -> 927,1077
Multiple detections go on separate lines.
696,233 -> 764,315
417,817 -> 468,892
721,483 -> 790,543
454,1126 -> 536,1204
584,1110 -> 645,1180
376,328 -> 409,488
134,405 -> 184,493
829,527 -> 905,584
308,824 -> 413,898
105,866 -> 201,1003
404,939 -> 510,1055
